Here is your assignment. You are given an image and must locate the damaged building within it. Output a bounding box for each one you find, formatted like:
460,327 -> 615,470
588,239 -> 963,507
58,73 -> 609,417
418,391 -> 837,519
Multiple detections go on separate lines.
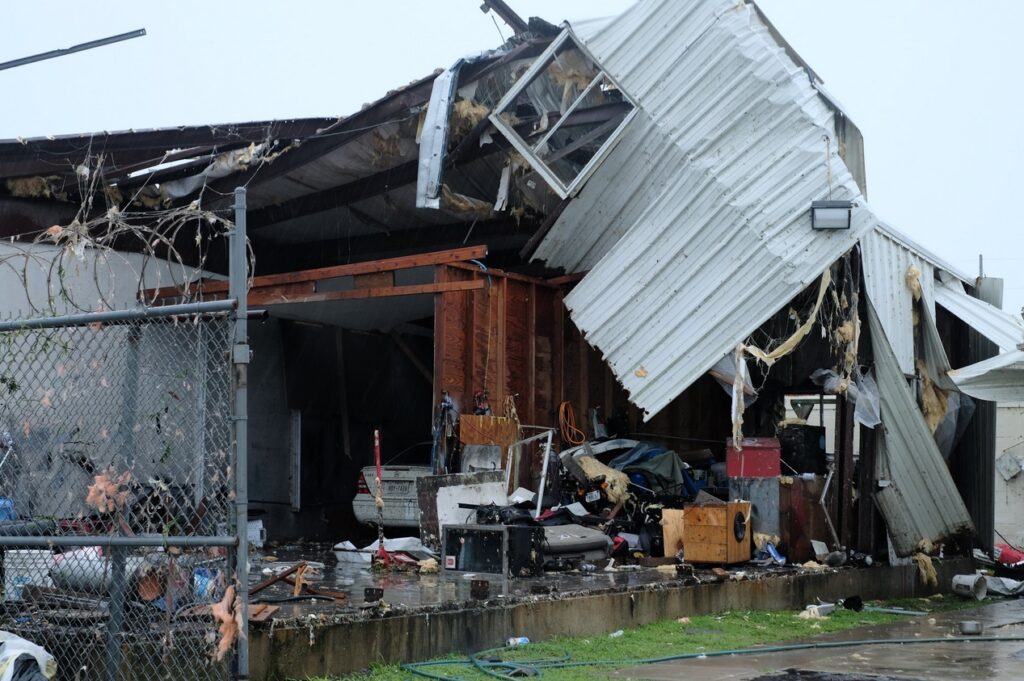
0,0 -> 1022,678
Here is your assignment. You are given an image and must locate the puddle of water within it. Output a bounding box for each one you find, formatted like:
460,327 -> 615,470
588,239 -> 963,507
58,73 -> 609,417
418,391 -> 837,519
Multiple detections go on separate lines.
248,543 -> 725,619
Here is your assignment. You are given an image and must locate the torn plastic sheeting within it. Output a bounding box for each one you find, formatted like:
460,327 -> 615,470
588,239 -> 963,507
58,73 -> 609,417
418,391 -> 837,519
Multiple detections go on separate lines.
867,299 -> 974,557
708,353 -> 756,404
983,575 -> 1024,596
933,391 -> 975,461
160,144 -> 263,200
0,631 -> 56,681
808,367 -> 880,428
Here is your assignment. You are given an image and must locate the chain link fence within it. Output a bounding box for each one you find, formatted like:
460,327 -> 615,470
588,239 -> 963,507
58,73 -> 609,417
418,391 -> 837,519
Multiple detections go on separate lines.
0,302 -> 242,681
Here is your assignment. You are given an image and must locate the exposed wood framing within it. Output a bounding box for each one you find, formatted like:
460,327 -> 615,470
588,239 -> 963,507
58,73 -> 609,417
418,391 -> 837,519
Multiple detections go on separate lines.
246,280 -> 484,306
145,245 -> 487,301
433,264 -> 559,429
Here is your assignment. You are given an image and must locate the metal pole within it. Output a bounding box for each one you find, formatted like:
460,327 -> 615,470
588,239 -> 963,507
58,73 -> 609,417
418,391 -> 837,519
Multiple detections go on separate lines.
105,547 -> 126,681
0,299 -> 235,332
0,29 -> 146,72
533,430 -> 554,518
0,535 -> 237,548
231,187 -> 250,680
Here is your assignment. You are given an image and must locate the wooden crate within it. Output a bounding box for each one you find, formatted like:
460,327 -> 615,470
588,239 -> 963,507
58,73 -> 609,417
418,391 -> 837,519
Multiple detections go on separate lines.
681,501 -> 751,565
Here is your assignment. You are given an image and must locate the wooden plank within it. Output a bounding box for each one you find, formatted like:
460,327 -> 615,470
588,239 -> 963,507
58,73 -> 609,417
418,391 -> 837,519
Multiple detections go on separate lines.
250,280 -> 484,306
526,283 -> 537,426
147,245 -> 488,299
445,261 -> 560,288
546,271 -> 588,287
727,501 -> 752,564
495,278 -> 507,409
682,526 -> 727,563
354,271 -> 395,289
248,604 -> 280,622
553,290 -> 564,410
460,415 -> 519,451
662,509 -> 686,556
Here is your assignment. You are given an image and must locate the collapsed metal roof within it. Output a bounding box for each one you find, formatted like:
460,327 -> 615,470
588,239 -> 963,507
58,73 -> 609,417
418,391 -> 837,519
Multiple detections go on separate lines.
531,0 -> 872,418
867,300 -> 975,556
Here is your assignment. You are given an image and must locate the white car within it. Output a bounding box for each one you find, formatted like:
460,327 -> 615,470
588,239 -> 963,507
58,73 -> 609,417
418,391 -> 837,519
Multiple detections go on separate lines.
352,465 -> 432,528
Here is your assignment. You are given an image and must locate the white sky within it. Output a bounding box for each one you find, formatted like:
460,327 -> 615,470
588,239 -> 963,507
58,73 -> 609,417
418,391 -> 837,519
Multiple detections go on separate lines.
1,0 -> 1021,314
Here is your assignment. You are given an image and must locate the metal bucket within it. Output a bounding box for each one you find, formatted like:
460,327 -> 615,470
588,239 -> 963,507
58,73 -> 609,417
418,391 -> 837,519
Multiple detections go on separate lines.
951,573 -> 987,600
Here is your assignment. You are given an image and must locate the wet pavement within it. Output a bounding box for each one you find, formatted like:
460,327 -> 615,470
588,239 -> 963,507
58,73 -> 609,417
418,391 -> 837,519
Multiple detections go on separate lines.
612,599 -> 1024,681
248,542 -> 742,621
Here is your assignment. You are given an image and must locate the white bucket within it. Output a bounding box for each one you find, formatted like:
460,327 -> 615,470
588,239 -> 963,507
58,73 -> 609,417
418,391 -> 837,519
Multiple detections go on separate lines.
3,550 -> 53,601
951,573 -> 987,600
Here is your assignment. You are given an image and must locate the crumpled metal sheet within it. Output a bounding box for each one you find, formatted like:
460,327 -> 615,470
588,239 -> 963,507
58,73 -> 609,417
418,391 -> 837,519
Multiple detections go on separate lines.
935,278 -> 1024,353
860,227 -> 936,375
867,300 -> 974,557
533,0 -> 870,418
948,349 -> 1024,403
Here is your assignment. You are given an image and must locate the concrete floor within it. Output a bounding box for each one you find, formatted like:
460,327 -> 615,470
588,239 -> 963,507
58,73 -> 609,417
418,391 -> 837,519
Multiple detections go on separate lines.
613,599 -> 1024,681
251,542 -> 752,618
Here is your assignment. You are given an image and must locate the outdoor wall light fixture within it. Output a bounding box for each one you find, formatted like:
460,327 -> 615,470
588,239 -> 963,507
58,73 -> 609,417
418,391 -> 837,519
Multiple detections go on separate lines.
811,200 -> 853,229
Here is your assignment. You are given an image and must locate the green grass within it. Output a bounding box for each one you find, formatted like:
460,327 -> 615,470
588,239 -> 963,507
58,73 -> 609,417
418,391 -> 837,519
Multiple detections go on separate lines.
321,596 -> 981,681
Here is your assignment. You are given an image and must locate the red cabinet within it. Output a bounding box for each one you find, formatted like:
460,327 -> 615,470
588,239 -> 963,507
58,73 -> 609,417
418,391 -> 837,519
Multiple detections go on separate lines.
726,437 -> 781,478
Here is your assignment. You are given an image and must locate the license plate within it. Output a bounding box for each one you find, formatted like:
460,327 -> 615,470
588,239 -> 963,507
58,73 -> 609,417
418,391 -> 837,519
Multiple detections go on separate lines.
384,480 -> 413,496
585,490 -> 601,503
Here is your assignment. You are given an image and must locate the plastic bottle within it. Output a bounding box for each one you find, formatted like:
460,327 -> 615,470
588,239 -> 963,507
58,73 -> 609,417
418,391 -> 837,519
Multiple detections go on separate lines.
505,637 -> 530,647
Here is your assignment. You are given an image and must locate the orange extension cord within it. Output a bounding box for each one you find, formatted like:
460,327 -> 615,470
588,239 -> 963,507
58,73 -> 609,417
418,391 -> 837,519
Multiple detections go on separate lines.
558,401 -> 587,446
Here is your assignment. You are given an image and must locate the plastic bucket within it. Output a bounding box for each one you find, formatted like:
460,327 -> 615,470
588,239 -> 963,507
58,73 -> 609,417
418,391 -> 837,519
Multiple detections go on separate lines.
951,573 -> 987,600
3,550 -> 53,601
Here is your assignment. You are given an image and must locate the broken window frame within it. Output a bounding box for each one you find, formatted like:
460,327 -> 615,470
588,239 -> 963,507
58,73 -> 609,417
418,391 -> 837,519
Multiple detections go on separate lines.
487,27 -> 639,199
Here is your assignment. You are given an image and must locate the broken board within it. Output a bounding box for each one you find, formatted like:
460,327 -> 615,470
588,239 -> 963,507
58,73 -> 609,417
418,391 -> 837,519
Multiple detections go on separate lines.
661,509 -> 686,557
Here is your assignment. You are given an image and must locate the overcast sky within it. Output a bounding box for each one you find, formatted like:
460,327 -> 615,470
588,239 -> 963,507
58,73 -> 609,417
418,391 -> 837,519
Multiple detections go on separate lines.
1,1 -> 1021,314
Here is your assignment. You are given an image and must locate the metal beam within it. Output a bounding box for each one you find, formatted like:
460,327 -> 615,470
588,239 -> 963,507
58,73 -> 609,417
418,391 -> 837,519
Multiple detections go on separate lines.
0,29 -> 146,72
480,0 -> 529,35
0,300 -> 235,332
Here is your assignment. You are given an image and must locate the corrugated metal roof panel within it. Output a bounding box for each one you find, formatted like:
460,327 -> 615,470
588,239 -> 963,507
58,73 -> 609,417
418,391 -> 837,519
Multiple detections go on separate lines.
949,350 -> 1024,403
872,223 -> 974,285
534,0 -> 871,417
860,227 -> 935,375
935,279 -> 1024,353
867,300 -> 975,556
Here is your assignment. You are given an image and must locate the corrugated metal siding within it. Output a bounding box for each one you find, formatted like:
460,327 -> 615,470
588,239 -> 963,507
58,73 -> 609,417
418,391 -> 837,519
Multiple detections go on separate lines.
860,227 -> 935,375
867,301 -> 974,556
935,279 -> 1024,353
949,350 -> 1024,403
534,0 -> 871,418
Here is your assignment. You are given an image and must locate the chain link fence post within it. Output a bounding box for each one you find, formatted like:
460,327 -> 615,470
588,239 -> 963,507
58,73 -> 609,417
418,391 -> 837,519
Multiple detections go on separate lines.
230,187 -> 250,681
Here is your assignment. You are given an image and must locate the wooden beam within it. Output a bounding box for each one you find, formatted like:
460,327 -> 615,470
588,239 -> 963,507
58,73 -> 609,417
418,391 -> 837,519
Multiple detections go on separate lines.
444,261 -> 561,288
250,279 -> 484,306
546,271 -> 589,287
146,245 -> 487,300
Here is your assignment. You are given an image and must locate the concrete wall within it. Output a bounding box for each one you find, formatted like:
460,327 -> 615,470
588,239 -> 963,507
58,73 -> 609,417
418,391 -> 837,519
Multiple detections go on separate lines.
994,402 -> 1024,547
250,557 -> 971,680
0,242 -> 208,315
